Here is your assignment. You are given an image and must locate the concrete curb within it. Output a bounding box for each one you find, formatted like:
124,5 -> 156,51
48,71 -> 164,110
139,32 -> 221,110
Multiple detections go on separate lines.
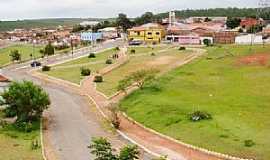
121,113 -> 253,160
40,119 -> 47,160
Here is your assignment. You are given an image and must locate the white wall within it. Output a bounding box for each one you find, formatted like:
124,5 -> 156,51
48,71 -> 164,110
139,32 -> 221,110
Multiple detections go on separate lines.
235,34 -> 263,44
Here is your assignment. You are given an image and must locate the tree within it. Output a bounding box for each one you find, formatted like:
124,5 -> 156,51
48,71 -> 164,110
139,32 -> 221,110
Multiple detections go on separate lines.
116,13 -> 134,32
247,24 -> 263,33
44,43 -> 55,56
203,39 -> 211,46
130,69 -> 158,89
89,137 -> 118,160
9,50 -> 21,62
1,81 -> 50,123
117,77 -> 132,94
89,137 -> 140,160
226,17 -> 241,29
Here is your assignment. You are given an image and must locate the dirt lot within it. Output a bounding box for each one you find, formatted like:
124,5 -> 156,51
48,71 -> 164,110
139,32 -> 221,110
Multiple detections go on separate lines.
237,53 -> 270,66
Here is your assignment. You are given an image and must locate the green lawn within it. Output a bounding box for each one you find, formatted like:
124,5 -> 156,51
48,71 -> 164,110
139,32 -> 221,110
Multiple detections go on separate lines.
45,49 -> 117,84
0,113 -> 42,160
97,47 -> 191,96
0,44 -> 44,67
120,45 -> 270,160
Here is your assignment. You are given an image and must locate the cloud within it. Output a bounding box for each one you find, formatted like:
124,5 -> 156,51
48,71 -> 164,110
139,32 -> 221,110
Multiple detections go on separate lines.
0,0 -> 258,20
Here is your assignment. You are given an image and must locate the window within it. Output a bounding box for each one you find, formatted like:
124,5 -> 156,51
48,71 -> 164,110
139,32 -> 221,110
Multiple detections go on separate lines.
147,32 -> 152,35
136,31 -> 140,36
156,32 -> 160,35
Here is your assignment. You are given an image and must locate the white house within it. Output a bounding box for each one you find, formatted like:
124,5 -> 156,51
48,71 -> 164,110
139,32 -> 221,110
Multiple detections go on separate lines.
98,27 -> 118,39
235,34 -> 263,44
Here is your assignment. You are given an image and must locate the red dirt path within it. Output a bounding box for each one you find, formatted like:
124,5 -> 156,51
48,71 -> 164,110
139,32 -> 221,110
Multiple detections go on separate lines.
237,53 -> 270,66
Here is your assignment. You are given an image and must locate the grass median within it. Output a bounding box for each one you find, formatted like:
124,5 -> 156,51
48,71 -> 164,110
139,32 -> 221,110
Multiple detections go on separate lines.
119,44 -> 270,160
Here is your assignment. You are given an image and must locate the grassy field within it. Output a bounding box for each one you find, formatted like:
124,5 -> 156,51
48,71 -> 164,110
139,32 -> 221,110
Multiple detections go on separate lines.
0,113 -> 42,160
96,46 -> 191,96
45,49 -> 118,84
0,44 -> 44,67
120,45 -> 270,160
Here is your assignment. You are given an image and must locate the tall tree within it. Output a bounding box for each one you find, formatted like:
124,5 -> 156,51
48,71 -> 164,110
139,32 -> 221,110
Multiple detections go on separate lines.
44,43 -> 55,56
226,17 -> 241,29
1,81 -> 50,123
9,49 -> 21,62
116,13 -> 134,32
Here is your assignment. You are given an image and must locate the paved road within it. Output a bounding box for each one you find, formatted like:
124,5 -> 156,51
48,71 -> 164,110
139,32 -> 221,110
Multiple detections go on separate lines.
1,39 -> 153,160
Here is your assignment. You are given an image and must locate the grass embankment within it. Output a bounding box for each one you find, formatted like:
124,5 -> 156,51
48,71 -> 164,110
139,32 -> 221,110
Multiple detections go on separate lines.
0,113 -> 42,160
45,49 -> 118,84
0,44 -> 44,67
0,44 -> 75,67
96,46 -> 191,96
120,45 -> 270,160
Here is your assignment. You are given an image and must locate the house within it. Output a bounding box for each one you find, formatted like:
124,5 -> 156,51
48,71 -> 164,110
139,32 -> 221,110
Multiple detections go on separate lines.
128,23 -> 165,44
80,32 -> 103,42
240,18 -> 262,29
235,34 -> 263,44
213,31 -> 238,44
166,33 -> 200,45
98,27 -> 118,39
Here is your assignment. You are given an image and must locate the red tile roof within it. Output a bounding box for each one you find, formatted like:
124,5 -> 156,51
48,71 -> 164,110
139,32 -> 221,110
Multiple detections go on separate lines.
0,75 -> 10,82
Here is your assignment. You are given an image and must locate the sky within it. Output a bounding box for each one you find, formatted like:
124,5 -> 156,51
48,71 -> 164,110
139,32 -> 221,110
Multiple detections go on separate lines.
0,0 -> 258,20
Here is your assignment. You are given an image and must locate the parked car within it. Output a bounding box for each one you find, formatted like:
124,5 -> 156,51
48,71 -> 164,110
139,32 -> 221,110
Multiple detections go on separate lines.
129,40 -> 143,46
30,61 -> 42,67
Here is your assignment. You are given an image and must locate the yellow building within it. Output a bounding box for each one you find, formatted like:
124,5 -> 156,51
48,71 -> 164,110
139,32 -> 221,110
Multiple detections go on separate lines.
128,23 -> 165,44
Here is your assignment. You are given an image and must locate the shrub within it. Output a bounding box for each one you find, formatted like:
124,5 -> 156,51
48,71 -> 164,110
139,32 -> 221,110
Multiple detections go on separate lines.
42,66 -> 51,72
244,140 -> 255,147
151,52 -> 156,56
31,139 -> 40,150
189,111 -> 212,122
203,39 -> 211,46
14,122 -> 33,132
115,47 -> 120,51
130,49 -> 136,54
4,107 -> 17,118
88,53 -> 96,58
81,68 -> 91,76
179,47 -> 186,50
106,59 -> 113,64
94,75 -> 103,83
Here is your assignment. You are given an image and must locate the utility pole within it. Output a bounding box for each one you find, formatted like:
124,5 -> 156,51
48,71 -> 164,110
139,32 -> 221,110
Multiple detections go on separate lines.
71,38 -> 74,58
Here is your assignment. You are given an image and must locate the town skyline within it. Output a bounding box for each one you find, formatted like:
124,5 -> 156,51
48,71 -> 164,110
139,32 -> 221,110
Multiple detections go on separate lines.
1,0 -> 258,20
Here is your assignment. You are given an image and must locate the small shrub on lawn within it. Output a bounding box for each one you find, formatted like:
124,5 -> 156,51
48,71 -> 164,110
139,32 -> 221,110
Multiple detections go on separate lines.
42,66 -> 51,72
106,59 -> 113,64
31,139 -> 40,150
81,68 -> 91,76
94,75 -> 103,83
189,111 -> 212,122
151,52 -> 156,56
88,53 -> 96,58
14,122 -> 33,132
179,47 -> 186,50
3,107 -> 17,118
244,140 -> 255,147
130,49 -> 136,54
115,47 -> 120,51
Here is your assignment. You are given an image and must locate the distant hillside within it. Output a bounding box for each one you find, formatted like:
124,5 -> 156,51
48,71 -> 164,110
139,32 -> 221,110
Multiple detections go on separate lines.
157,7 -> 269,19
0,18 -> 104,31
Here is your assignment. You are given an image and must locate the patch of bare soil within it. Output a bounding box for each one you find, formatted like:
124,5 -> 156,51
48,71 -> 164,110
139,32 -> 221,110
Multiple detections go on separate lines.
237,53 -> 270,66
148,56 -> 175,66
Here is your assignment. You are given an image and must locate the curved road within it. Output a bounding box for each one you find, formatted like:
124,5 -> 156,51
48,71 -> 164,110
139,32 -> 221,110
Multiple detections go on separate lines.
1,40 -> 153,160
